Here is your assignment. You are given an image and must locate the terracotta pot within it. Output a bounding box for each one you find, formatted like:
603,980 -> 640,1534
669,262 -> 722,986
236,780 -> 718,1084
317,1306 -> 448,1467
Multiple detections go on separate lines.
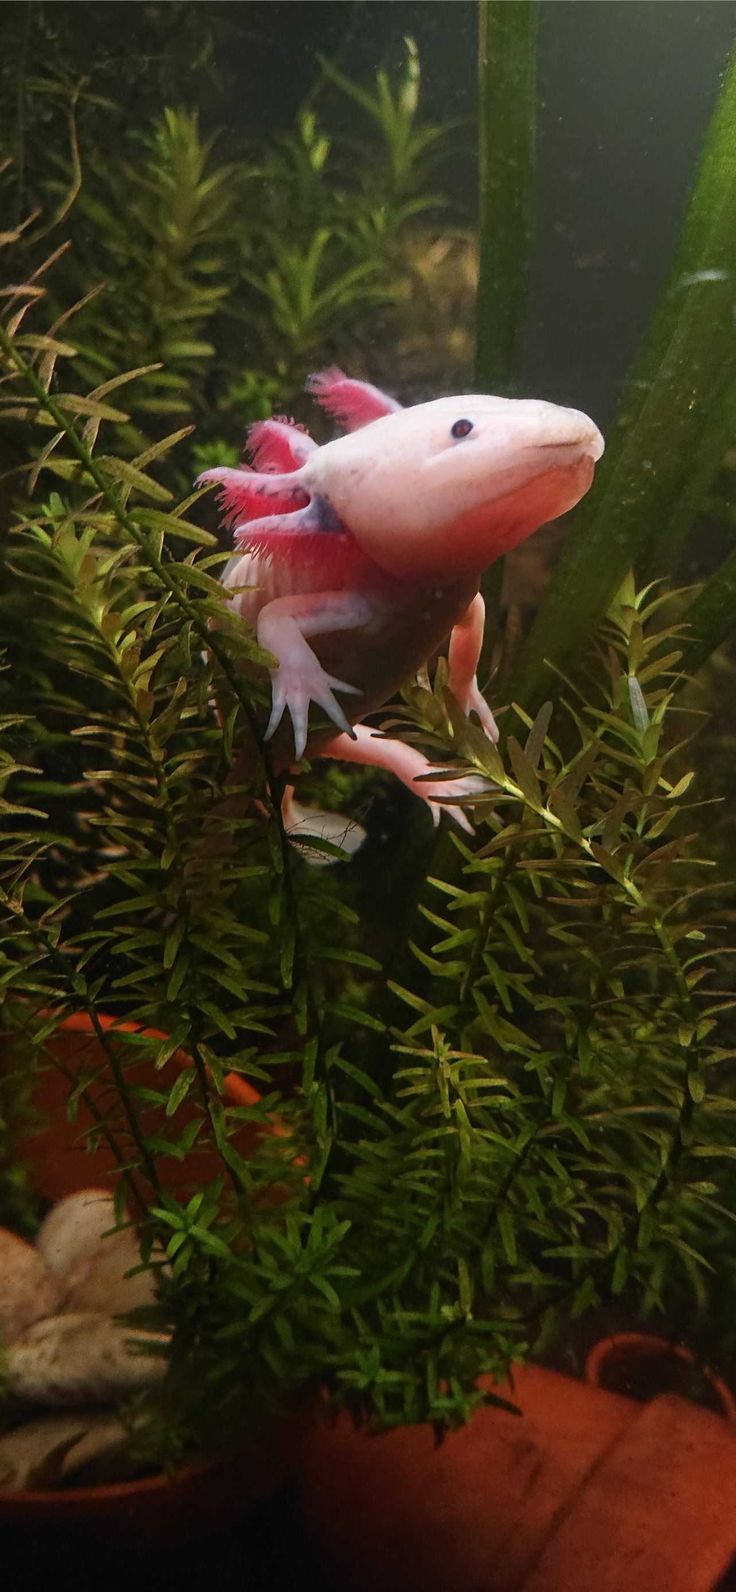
10,1012 -> 265,1203
0,1426 -> 296,1555
297,1360 -> 736,1592
1,1013 -> 299,1549
585,1329 -> 736,1422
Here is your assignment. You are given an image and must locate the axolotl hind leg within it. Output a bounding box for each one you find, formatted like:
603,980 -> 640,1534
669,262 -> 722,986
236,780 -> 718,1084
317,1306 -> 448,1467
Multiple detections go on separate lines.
279,725 -> 492,865
317,725 -> 493,835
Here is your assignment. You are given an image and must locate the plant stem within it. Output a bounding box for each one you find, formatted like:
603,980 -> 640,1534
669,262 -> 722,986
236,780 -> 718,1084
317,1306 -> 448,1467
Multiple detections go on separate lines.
98,621 -> 249,1205
0,326 -> 305,967
12,2 -> 31,229
0,325 -> 278,800
0,324 -> 332,1175
3,897 -> 162,1200
475,0 -> 538,397
40,1042 -> 151,1223
476,0 -> 538,650
679,542 -> 736,674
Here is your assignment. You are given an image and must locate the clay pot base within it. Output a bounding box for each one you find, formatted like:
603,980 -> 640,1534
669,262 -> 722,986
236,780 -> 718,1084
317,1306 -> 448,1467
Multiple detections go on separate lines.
0,1423 -> 299,1556
298,1362 -> 736,1592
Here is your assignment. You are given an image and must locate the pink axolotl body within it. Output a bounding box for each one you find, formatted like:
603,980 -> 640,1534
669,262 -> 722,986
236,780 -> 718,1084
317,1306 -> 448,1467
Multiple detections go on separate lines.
198,370 -> 603,848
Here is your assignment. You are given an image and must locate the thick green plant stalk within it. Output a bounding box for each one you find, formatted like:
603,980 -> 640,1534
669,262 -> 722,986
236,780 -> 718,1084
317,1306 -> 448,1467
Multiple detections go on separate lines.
475,0 -> 538,640
509,49 -> 736,712
475,0 -> 538,396
680,541 -> 736,673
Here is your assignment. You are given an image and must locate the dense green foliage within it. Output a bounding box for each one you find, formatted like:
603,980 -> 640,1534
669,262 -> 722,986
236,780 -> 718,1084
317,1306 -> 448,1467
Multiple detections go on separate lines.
1,32 -> 466,498
1,14 -> 736,1469
2,242 -> 736,1457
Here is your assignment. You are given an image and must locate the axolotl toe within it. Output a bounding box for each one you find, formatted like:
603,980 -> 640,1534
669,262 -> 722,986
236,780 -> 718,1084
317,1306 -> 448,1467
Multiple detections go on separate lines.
197,369 -> 603,852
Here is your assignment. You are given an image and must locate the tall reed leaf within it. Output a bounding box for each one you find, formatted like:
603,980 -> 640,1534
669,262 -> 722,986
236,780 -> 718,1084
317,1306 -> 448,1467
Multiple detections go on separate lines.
680,542 -> 736,673
476,0 -> 539,635
509,49 -> 736,711
475,0 -> 538,396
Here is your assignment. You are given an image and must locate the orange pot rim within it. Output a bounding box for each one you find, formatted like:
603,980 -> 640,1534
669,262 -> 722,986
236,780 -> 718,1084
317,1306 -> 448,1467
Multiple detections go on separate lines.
41,1009 -> 301,1156
3,1451 -> 222,1510
46,1010 -> 261,1110
585,1331 -> 736,1423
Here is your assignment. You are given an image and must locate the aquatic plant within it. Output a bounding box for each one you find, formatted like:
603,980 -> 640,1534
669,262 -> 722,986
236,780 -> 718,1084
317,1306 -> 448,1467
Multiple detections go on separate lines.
1,36 -> 459,504
71,109 -> 240,432
1,224 -> 736,1463
0,0 -> 220,226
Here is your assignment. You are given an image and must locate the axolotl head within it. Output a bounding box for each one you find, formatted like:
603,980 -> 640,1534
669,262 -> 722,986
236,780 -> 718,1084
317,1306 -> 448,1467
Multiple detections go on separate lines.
318,393 -> 604,580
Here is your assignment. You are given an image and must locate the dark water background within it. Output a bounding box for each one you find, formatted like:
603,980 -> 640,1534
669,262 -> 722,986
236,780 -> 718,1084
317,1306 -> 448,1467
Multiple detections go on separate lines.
13,0 -> 735,425
203,0 -> 736,425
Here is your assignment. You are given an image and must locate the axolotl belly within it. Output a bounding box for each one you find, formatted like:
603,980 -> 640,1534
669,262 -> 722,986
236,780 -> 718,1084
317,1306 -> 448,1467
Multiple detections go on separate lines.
198,369 -> 603,845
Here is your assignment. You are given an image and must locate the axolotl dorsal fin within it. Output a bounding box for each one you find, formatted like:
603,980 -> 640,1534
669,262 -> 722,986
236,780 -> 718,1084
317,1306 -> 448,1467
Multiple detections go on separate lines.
306,367 -> 402,431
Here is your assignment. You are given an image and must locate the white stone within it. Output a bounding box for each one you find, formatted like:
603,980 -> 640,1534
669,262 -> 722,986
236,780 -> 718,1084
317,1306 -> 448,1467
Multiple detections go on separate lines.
0,1412 -> 129,1492
5,1313 -> 169,1405
35,1188 -> 160,1316
0,1229 -> 60,1347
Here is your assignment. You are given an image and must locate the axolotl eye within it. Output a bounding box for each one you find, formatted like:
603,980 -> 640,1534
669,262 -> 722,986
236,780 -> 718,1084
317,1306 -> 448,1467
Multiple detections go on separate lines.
450,417 -> 474,440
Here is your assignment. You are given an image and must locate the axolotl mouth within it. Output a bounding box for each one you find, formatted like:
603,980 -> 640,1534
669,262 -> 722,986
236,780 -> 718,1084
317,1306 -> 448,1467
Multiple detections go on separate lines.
440,438 -> 603,567
531,428 -> 605,485
522,427 -> 604,517
515,409 -> 604,472
535,435 -> 604,458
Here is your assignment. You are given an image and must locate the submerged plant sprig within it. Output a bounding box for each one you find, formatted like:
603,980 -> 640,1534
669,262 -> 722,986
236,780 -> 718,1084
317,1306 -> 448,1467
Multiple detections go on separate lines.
356,578 -> 736,1348
4,37 -> 458,493
0,254 -> 347,1238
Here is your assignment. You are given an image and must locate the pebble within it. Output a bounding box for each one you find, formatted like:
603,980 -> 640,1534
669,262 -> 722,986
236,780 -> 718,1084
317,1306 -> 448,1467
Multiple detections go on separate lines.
36,1189 -> 160,1316
5,1312 -> 169,1405
0,1230 -> 60,1347
0,1411 -> 129,1492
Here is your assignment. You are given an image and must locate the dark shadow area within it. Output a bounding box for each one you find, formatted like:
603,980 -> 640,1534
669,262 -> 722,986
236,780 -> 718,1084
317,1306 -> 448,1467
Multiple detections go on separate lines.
2,1479 -> 339,1592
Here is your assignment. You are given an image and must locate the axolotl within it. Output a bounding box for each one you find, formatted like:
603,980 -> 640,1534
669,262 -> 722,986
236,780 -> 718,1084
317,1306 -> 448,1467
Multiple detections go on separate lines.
198,370 -> 603,849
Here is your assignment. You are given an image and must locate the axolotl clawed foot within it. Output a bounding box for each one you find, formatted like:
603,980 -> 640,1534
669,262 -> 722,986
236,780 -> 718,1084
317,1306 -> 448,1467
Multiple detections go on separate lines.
318,726 -> 494,838
257,591 -> 376,762
453,679 -> 500,743
265,648 -> 360,762
413,769 -> 494,833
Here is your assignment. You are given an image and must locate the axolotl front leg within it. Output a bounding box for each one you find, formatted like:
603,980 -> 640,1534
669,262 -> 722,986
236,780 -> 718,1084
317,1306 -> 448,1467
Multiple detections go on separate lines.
257,589 -> 381,761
